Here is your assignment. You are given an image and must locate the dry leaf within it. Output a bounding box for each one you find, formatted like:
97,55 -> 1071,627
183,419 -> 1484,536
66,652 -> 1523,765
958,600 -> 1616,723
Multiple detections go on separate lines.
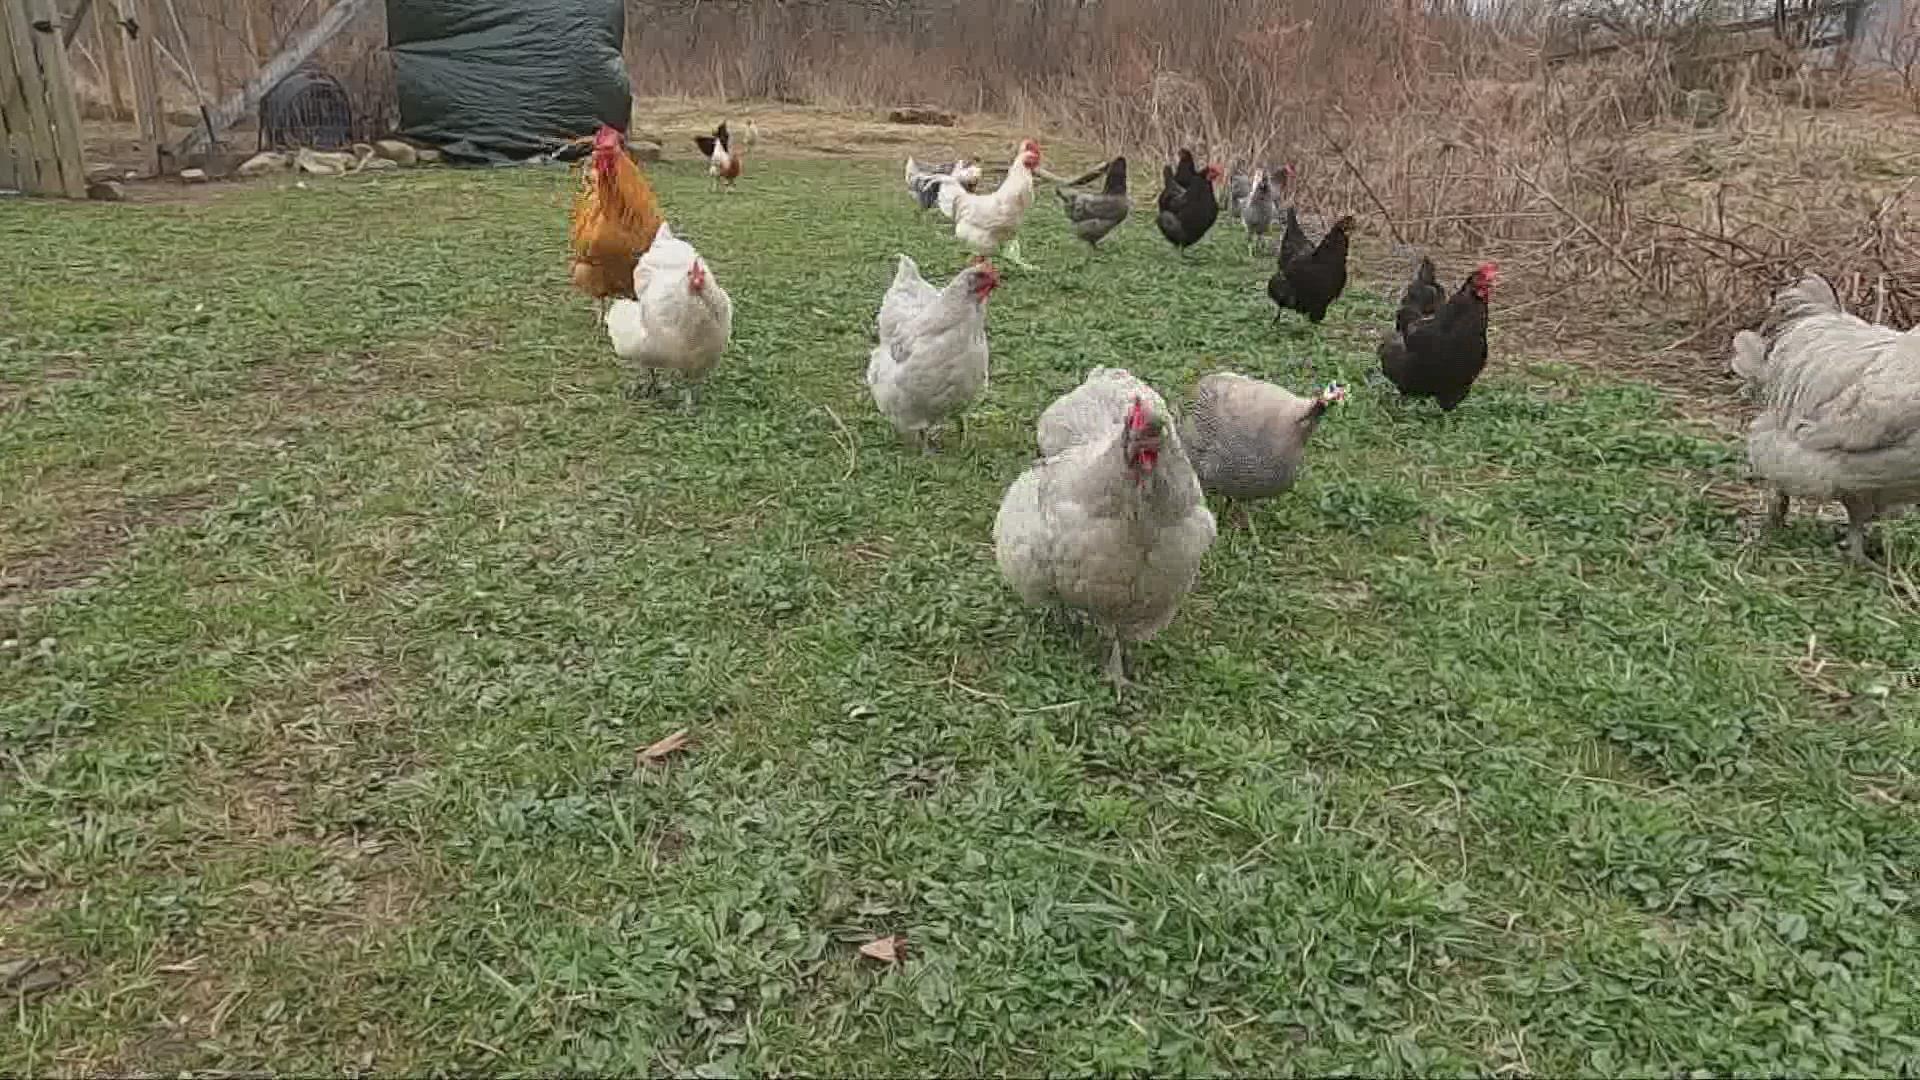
637,728 -> 691,764
858,935 -> 903,963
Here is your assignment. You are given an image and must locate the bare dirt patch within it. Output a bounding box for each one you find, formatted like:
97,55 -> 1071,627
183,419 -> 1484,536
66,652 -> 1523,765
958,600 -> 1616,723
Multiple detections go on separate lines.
0,485 -> 217,607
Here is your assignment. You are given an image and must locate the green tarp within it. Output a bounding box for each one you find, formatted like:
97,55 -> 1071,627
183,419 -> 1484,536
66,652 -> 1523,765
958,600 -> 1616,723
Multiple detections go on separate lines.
387,0 -> 632,163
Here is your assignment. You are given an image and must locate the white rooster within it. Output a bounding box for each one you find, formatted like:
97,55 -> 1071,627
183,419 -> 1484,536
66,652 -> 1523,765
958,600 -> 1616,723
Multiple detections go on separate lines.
866,255 -> 999,451
1732,272 -> 1920,564
995,367 -> 1217,691
938,139 -> 1042,270
604,223 -> 733,409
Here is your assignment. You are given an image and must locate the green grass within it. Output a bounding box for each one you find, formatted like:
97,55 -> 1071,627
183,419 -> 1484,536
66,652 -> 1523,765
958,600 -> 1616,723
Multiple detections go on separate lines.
4,158 -> 1920,1076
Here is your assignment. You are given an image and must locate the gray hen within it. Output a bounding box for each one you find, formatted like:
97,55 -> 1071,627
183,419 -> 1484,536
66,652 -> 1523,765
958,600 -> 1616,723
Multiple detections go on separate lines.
1181,372 -> 1345,527
1731,272 -> 1920,564
1235,165 -> 1292,256
1055,156 -> 1131,249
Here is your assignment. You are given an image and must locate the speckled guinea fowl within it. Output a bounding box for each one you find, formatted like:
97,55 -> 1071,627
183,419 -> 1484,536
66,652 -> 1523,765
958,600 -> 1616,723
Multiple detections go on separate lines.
1180,372 -> 1345,507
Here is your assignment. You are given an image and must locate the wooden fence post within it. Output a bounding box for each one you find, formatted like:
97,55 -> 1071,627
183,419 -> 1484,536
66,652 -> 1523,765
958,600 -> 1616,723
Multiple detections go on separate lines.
0,0 -> 88,196
113,0 -> 163,173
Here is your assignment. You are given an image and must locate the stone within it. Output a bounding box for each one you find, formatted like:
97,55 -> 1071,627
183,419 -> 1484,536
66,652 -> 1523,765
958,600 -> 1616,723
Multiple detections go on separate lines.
415,148 -> 443,165
179,168 -> 208,183
85,179 -> 125,202
372,139 -> 417,167
359,156 -> 400,171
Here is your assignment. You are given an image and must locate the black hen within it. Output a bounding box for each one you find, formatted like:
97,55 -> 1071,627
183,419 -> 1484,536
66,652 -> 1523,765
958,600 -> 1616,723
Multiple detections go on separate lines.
1157,149 -> 1200,215
1157,156 -> 1223,255
1393,255 -> 1445,334
1267,209 -> 1353,324
1378,263 -> 1497,411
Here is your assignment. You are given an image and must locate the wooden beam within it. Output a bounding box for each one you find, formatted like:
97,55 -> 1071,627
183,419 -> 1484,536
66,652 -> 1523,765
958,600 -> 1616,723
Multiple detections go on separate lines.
2,0 -> 67,194
90,0 -> 124,117
60,0 -> 93,47
174,0 -> 372,158
0,8 -> 21,191
26,0 -> 87,194
113,0 -> 161,171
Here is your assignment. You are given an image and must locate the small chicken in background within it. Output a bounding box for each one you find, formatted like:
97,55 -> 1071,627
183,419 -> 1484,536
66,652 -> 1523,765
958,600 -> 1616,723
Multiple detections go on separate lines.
693,121 -> 743,192
604,223 -> 733,409
1731,273 -> 1920,565
1392,253 -> 1446,334
1378,262 -> 1496,413
1232,165 -> 1292,257
569,125 -> 664,317
1268,208 -> 1354,324
996,367 -> 1216,691
905,157 -> 981,212
1156,151 -> 1225,256
939,140 -> 1043,269
866,255 -> 1000,452
1055,156 -> 1131,251
1181,373 -> 1346,531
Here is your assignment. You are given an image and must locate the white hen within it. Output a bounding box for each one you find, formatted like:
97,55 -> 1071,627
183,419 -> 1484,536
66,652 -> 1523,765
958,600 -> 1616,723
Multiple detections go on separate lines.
866,255 -> 999,451
1731,273 -> 1920,564
939,140 -> 1042,269
604,223 -> 733,409
995,367 -> 1216,691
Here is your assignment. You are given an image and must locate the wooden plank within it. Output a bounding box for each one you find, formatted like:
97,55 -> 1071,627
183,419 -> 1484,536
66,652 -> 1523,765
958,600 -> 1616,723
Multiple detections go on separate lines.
28,0 -> 90,195
60,0 -> 93,46
0,16 -> 19,191
114,0 -> 160,171
174,0 -> 373,158
1,0 -> 63,194
91,0 -> 124,117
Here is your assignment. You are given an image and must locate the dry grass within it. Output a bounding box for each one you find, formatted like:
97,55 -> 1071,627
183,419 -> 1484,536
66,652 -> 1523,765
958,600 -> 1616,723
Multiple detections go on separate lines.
622,0 -> 1920,389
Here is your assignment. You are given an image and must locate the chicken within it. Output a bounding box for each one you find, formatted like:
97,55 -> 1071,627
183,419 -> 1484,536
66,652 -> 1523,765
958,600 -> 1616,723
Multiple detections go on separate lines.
995,367 -> 1216,690
693,121 -> 743,192
1393,254 -> 1446,334
604,223 -> 732,409
1055,156 -> 1130,250
569,125 -> 664,314
1378,262 -> 1496,412
905,157 -> 981,212
866,255 -> 1000,451
939,139 -> 1043,269
1158,150 -> 1201,216
1156,155 -> 1225,255
1231,165 -> 1293,256
1268,209 -> 1354,324
1731,273 -> 1920,564
1181,373 -> 1346,527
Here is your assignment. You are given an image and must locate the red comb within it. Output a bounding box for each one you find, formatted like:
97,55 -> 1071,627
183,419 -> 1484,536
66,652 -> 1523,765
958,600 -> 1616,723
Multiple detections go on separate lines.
1127,395 -> 1149,430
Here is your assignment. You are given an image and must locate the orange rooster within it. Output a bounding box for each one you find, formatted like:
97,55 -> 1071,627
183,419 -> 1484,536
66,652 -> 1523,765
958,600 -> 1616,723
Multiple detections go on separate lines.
570,125 -> 664,313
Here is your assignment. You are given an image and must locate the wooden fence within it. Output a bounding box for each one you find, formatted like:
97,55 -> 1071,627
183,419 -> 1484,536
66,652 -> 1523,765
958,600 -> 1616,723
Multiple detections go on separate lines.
1,0 -> 88,195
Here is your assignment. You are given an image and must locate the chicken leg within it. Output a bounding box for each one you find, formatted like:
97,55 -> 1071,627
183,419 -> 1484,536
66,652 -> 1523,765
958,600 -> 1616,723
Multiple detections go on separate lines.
1102,637 -> 1139,693
1842,496 -> 1879,566
1765,490 -> 1791,529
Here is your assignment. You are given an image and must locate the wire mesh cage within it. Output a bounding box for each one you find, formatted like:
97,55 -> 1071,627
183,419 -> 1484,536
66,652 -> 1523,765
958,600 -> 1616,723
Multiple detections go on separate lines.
258,70 -> 356,151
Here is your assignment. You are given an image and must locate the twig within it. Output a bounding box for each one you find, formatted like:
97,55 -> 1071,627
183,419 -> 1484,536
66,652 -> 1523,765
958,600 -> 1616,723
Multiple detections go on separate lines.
1317,120 -> 1407,247
820,402 -> 857,482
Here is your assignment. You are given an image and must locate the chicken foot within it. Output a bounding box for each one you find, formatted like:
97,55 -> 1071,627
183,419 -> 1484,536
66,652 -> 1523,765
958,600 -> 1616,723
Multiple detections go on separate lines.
1102,637 -> 1140,693
1841,497 -> 1881,566
1765,490 -> 1791,529
625,368 -> 663,401
1001,237 -> 1037,271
